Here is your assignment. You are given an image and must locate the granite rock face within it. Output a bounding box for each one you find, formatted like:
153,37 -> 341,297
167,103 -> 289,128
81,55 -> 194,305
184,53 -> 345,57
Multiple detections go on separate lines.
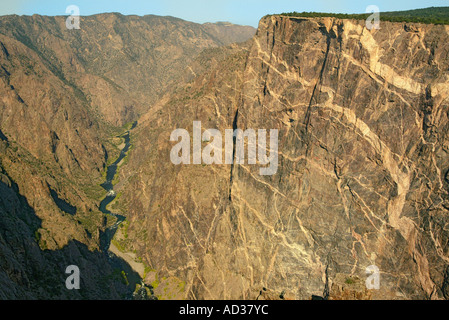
119,16 -> 449,300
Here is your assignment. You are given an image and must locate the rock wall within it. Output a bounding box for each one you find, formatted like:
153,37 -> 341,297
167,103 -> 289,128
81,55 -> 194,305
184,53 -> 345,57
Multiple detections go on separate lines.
121,16 -> 449,300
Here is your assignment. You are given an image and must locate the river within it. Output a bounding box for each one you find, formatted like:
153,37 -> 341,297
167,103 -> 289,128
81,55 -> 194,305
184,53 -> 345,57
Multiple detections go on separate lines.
97,121 -> 144,296
99,130 -> 130,252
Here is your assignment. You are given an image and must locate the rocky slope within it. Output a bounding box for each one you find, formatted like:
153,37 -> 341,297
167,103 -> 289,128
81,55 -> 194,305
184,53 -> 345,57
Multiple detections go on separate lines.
0,164 -> 133,299
0,13 -> 255,126
0,13 -> 255,299
116,16 -> 449,300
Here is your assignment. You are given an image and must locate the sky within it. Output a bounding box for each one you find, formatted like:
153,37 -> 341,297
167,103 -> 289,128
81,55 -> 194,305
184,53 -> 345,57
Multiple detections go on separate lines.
0,0 -> 448,27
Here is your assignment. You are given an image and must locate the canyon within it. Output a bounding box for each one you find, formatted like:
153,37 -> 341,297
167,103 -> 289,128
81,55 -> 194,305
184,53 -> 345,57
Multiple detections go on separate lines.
1,11 -> 449,300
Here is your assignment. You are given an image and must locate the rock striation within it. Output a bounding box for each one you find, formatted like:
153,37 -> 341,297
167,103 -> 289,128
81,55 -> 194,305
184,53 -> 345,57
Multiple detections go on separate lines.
119,16 -> 449,300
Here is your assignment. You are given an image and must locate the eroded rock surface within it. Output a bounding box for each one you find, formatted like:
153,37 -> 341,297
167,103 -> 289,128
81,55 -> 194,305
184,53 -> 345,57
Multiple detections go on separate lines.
119,16 -> 449,300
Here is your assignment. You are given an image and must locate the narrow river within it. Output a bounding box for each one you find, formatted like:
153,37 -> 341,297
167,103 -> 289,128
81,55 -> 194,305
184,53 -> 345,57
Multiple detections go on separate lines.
99,130 -> 130,253
97,122 -> 144,293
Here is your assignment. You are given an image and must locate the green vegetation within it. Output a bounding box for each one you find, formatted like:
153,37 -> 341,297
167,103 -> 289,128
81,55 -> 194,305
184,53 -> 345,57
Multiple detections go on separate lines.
80,183 -> 105,202
1,130 -> 114,252
155,276 -> 186,300
111,220 -> 133,252
151,273 -> 160,290
121,270 -> 129,286
104,269 -> 130,286
34,230 -> 41,243
119,219 -> 130,238
36,229 -> 49,250
122,121 -> 136,131
76,210 -> 105,235
110,145 -> 133,186
275,6 -> 449,25
111,239 -> 124,252
345,277 -> 355,285
143,265 -> 153,279
109,191 -> 123,210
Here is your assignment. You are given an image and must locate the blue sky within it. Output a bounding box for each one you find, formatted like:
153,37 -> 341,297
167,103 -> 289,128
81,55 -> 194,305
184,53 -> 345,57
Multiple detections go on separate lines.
1,0 -> 448,27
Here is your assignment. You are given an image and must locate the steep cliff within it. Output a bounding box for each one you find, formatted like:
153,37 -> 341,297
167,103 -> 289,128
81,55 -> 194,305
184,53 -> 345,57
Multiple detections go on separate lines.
118,16 -> 449,300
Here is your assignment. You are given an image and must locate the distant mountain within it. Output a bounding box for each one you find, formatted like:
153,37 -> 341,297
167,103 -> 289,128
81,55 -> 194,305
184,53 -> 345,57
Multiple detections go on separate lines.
203,21 -> 256,44
0,13 -> 255,126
